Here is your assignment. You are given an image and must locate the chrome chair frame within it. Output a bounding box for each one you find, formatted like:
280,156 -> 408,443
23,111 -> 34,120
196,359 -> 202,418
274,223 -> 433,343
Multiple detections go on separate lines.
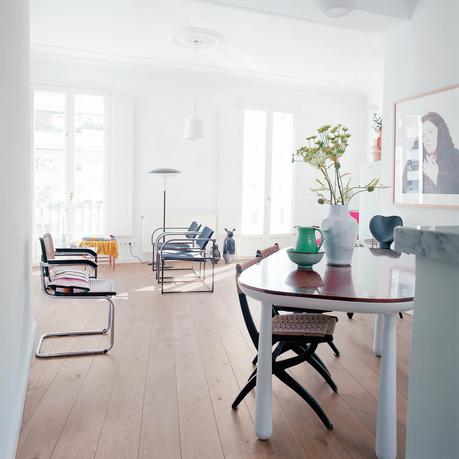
150,222 -> 201,271
35,260 -> 116,359
158,237 -> 216,294
154,230 -> 201,281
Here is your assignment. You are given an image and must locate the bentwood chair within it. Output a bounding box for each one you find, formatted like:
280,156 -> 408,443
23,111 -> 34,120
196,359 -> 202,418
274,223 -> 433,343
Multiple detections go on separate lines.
256,243 -> 341,357
36,235 -> 116,359
42,232 -> 98,278
233,256 -> 338,429
151,221 -> 201,271
157,226 -> 216,294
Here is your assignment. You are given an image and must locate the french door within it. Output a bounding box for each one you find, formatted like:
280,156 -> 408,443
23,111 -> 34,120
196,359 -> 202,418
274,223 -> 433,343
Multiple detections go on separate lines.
240,108 -> 295,254
33,88 -> 106,256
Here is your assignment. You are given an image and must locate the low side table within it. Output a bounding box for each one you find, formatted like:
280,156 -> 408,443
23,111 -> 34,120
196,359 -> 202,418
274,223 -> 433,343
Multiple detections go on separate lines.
78,237 -> 118,269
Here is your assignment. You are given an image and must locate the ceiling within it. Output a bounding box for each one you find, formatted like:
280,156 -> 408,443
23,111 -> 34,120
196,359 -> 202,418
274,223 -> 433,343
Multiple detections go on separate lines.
30,0 -> 410,92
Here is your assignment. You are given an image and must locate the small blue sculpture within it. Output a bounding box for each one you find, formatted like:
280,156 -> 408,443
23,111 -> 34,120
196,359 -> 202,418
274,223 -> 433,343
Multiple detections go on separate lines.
369,215 -> 403,249
223,228 -> 236,264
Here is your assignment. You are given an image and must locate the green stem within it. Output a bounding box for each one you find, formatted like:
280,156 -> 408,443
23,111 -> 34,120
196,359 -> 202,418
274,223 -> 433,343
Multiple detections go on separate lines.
336,166 -> 345,204
321,166 -> 336,204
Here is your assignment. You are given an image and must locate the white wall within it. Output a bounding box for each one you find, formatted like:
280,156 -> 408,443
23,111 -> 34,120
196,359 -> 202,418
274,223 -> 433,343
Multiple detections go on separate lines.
0,1 -> 34,458
380,0 -> 459,226
32,54 -> 368,258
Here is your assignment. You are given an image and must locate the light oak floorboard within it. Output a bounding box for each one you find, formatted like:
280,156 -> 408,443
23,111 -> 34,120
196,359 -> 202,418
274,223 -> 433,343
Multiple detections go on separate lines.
18,262 -> 412,459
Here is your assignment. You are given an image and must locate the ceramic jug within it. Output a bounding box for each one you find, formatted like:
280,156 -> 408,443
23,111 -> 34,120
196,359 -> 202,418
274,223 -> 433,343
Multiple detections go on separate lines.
294,226 -> 323,253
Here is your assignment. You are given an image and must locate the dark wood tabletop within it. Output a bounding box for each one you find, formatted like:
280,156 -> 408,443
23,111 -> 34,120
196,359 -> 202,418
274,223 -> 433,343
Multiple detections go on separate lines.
238,247 -> 415,304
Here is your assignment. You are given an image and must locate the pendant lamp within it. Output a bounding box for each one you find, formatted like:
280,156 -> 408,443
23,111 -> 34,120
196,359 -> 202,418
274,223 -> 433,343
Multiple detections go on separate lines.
184,42 -> 204,140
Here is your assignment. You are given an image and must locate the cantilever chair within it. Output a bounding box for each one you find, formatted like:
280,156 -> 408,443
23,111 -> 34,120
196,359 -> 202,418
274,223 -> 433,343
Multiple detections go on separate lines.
36,235 -> 116,359
234,256 -> 338,430
256,243 -> 340,357
157,226 -> 216,294
151,221 -> 201,271
41,232 -> 98,278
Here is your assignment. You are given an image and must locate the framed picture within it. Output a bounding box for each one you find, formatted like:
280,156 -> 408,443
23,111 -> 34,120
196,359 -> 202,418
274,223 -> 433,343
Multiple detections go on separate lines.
393,84 -> 459,207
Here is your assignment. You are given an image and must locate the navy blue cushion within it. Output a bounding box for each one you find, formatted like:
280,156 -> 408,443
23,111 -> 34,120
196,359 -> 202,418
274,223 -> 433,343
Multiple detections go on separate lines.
197,226 -> 214,250
158,241 -> 192,250
162,251 -> 209,262
186,221 -> 201,239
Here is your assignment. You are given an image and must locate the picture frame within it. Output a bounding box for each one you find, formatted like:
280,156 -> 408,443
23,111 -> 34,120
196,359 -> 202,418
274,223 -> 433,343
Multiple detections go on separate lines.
393,83 -> 459,208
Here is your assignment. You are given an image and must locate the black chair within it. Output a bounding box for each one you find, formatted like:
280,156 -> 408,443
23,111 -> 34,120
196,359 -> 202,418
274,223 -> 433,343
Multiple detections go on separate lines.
36,235 -> 116,358
42,232 -> 98,278
233,256 -> 338,430
157,226 -> 216,293
151,221 -> 201,271
256,244 -> 340,358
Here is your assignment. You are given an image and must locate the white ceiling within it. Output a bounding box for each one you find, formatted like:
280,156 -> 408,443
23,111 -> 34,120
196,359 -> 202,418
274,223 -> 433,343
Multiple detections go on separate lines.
30,0 -> 402,92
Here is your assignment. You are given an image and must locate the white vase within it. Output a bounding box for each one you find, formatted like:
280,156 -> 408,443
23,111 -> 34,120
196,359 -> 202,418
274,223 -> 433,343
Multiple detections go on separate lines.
320,204 -> 358,266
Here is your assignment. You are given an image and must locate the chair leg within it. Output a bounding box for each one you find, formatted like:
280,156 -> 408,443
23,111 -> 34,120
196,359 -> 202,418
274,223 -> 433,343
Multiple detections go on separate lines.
307,355 -> 338,393
274,368 -> 333,430
231,374 -> 257,409
252,354 -> 258,366
347,312 -> 354,319
328,341 -> 340,357
290,345 -> 331,376
35,297 -> 115,359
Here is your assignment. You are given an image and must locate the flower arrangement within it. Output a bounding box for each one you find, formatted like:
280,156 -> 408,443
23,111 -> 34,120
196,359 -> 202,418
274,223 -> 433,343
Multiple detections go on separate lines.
293,124 -> 385,205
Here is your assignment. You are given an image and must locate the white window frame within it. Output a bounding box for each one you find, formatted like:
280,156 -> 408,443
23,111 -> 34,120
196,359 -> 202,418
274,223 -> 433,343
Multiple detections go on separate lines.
31,84 -> 110,247
240,104 -> 297,241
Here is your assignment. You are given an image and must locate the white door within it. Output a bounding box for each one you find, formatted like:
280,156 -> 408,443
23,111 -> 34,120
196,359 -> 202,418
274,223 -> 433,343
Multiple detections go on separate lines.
240,108 -> 295,255
33,89 -> 106,258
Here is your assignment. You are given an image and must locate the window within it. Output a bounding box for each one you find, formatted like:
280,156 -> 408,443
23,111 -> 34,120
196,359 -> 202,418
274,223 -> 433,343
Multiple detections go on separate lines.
33,89 -> 106,254
241,108 -> 294,236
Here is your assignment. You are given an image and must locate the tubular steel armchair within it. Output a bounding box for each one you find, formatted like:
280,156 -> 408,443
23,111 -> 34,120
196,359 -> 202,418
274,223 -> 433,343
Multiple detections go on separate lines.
151,221 -> 201,271
36,235 -> 116,359
41,232 -> 98,278
233,256 -> 338,430
157,226 -> 216,294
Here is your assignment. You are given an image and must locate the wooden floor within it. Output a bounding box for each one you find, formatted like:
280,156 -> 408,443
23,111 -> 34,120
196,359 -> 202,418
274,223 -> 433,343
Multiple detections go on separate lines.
17,262 -> 412,459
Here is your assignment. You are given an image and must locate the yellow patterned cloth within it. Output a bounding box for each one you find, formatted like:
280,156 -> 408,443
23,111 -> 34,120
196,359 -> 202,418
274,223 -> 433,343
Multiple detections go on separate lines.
78,239 -> 118,258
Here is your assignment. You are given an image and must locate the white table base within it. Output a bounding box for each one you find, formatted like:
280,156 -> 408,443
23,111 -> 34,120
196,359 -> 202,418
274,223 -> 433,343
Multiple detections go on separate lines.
373,313 -> 384,356
254,301 -> 273,439
253,302 -> 401,459
376,313 -> 398,459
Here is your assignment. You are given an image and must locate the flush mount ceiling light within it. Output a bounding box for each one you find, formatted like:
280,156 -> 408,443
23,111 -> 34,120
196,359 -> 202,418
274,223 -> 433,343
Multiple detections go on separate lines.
315,0 -> 357,17
175,27 -> 225,49
175,28 -> 225,141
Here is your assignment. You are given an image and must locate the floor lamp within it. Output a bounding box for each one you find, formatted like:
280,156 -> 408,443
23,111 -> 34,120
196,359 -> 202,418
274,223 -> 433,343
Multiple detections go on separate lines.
148,168 -> 182,267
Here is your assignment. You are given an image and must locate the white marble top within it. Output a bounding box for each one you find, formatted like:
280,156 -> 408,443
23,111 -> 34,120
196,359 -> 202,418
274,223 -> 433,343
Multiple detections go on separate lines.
394,226 -> 459,264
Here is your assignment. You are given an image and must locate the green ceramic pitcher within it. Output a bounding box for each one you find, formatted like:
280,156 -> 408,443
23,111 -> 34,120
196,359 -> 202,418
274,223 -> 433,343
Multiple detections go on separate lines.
294,226 -> 324,253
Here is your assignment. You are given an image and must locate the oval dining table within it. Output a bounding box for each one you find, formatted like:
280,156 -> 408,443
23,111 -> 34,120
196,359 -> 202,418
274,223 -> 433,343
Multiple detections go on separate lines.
238,247 -> 415,459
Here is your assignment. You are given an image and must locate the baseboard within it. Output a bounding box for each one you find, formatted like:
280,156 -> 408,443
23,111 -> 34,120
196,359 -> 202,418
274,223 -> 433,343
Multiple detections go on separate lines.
5,320 -> 36,459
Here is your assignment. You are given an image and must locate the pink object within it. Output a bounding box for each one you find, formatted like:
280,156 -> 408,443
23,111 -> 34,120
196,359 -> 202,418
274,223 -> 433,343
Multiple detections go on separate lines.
349,210 -> 360,224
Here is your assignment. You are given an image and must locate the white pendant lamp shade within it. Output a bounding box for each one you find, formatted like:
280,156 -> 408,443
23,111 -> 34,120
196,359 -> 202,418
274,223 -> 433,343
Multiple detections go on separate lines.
175,28 -> 225,142
184,112 -> 204,140
315,0 -> 356,17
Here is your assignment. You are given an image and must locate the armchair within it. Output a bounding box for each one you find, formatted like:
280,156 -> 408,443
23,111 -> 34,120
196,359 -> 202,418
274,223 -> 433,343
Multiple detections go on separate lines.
41,232 -> 98,278
150,221 -> 201,270
157,226 -> 216,293
36,235 -> 116,358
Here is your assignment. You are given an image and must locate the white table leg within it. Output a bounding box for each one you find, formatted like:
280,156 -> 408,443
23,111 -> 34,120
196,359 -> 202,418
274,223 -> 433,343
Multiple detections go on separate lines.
254,301 -> 273,440
376,313 -> 397,459
373,313 -> 384,357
